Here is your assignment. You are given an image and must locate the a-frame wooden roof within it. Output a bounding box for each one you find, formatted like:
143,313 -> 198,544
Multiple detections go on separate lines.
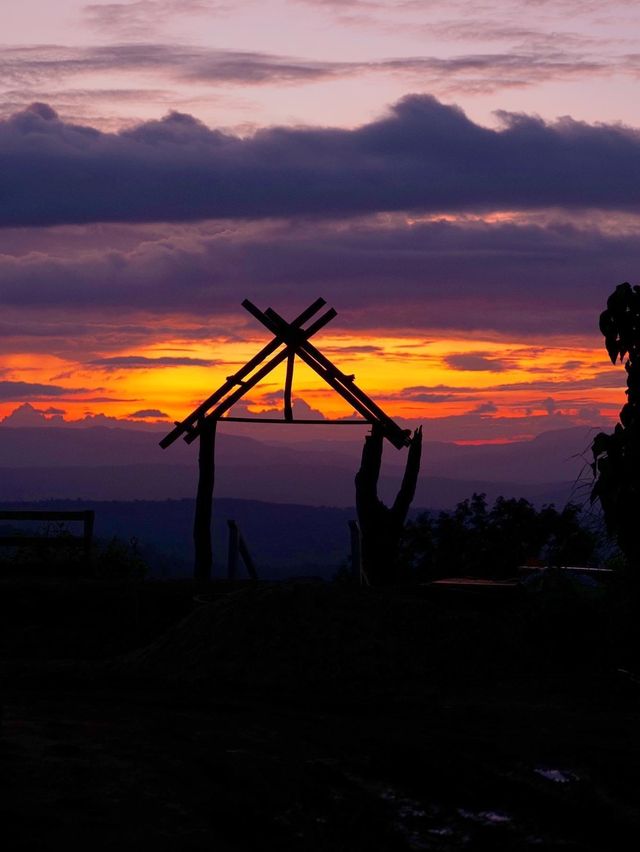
160,298 -> 411,451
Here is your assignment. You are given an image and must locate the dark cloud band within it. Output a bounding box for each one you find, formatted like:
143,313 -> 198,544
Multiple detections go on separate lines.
90,355 -> 216,369
0,216 -> 636,337
2,95 -> 640,227
0,380 -> 89,400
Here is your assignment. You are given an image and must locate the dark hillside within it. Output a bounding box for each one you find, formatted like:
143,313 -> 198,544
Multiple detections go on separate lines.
1,578 -> 640,851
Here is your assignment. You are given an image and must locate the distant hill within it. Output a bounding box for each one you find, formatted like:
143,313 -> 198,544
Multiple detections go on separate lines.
0,498 -> 356,580
0,424 -> 597,509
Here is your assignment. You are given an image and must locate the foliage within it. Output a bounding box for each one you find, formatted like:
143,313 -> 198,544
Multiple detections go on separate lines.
94,536 -> 148,580
401,493 -> 598,580
0,521 -> 86,577
0,523 -> 148,580
591,282 -> 640,568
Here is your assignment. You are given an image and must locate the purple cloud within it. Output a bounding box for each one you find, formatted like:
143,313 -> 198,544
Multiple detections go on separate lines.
128,408 -> 170,418
0,380 -> 89,401
321,344 -> 385,356
405,392 -> 481,404
0,214 -> 636,338
401,369 -> 623,397
1,39 -> 614,100
230,397 -> 327,420
90,355 -> 216,369
472,401 -> 499,414
82,2 -> 222,38
445,353 -> 507,372
0,44 -> 343,91
3,96 -> 640,227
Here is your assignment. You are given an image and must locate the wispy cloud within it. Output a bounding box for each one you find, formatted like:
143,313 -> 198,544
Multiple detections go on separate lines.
299,0 -> 640,51
445,353 -> 507,372
0,87 -> 173,115
90,355 -> 216,369
82,1 -> 227,38
0,43 -> 344,89
1,39 -> 634,100
401,369 -> 624,399
0,380 -> 90,400
320,344 -> 385,356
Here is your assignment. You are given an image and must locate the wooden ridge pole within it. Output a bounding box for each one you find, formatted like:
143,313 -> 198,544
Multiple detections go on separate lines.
265,307 -> 410,448
185,306 -> 337,444
243,301 -> 390,432
246,304 -> 410,449
160,297 -> 327,449
284,349 -> 295,421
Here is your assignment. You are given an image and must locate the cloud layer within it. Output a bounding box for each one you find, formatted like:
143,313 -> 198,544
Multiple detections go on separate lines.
0,380 -> 85,400
89,355 -> 216,369
2,96 -> 640,227
0,216 -> 636,338
1,41 -> 616,93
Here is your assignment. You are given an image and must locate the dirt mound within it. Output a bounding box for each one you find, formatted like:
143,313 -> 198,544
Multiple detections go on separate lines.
118,582 -> 449,698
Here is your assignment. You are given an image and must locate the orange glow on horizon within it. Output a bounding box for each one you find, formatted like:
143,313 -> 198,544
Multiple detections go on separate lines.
0,328 -> 624,441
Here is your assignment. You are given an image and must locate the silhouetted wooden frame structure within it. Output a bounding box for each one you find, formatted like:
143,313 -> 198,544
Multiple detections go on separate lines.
160,298 -> 410,581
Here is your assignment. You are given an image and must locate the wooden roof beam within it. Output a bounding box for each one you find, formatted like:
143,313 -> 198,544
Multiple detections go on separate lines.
183,305 -> 337,444
159,297 -> 329,449
251,305 -> 410,449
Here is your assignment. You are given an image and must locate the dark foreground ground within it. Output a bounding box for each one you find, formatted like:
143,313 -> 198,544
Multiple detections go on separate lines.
1,577 -> 640,851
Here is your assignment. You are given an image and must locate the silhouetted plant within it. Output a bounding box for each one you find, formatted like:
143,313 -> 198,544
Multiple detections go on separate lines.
591,282 -> 640,570
402,493 -> 597,580
0,526 -> 148,579
0,520 -> 84,577
94,536 -> 148,580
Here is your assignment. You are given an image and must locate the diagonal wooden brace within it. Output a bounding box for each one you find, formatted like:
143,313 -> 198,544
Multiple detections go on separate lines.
184,305 -> 337,444
251,305 -> 410,449
159,297 -> 328,449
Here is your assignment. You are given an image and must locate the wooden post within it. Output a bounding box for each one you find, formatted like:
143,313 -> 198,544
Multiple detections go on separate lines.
194,417 -> 217,584
355,425 -> 422,585
284,349 -> 295,421
227,519 -> 239,580
160,298 -> 327,449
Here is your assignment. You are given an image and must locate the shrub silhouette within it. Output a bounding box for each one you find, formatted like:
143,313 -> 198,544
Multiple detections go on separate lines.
591,282 -> 640,570
94,536 -> 148,580
402,493 -> 597,580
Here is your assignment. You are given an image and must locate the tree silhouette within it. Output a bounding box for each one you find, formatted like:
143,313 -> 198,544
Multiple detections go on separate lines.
355,423 -> 422,584
402,494 -> 596,580
591,282 -> 640,569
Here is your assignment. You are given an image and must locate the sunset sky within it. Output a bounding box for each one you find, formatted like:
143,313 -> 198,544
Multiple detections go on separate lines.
2,0 -> 640,443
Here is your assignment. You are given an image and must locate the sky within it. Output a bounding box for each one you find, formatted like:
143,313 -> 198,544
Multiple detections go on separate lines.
1,0 -> 640,444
